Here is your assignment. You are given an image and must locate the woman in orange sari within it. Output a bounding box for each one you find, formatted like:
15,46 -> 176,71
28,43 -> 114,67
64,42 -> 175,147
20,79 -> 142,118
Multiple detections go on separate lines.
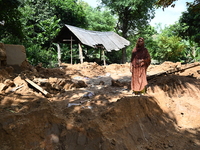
130,37 -> 151,95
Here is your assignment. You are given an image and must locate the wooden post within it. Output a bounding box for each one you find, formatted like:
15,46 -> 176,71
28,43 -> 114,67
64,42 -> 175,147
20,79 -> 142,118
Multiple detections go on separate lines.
102,49 -> 106,66
122,48 -> 126,64
100,48 -> 102,61
71,36 -> 73,64
78,43 -> 83,64
56,43 -> 61,67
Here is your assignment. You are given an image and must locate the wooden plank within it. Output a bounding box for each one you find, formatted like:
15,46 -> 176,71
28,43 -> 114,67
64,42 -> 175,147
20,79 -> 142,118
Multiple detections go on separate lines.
25,78 -> 52,98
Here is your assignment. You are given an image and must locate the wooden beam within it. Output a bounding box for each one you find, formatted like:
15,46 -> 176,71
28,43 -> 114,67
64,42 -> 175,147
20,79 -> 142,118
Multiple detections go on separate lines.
63,39 -> 75,41
25,79 -> 52,98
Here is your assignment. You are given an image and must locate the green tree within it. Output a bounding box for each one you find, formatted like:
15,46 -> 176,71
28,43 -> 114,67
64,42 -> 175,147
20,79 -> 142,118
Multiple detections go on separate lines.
53,1 -> 116,64
165,22 -> 200,62
155,0 -> 199,9
127,25 -> 158,62
0,0 -> 24,40
85,7 -> 116,31
51,0 -> 87,28
78,1 -> 116,31
100,0 -> 157,63
152,25 -> 187,62
17,0 -> 88,66
184,40 -> 200,62
156,35 -> 186,62
179,5 -> 200,45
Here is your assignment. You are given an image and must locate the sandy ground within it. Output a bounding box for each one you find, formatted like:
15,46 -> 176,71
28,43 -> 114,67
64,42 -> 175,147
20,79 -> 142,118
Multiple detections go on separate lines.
0,61 -> 200,150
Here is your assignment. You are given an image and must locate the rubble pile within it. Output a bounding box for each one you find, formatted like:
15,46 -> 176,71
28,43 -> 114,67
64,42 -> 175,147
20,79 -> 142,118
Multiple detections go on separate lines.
0,61 -> 200,150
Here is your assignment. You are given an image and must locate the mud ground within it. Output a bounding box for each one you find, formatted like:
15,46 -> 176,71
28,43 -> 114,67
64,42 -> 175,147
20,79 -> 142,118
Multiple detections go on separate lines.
0,61 -> 200,150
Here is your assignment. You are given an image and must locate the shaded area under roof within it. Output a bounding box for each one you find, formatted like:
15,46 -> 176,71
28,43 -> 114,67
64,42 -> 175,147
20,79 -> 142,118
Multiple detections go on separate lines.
53,24 -> 130,52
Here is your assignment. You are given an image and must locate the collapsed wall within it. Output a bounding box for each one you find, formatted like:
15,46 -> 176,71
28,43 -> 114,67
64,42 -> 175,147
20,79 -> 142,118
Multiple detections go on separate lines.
0,43 -> 30,73
0,43 -> 29,72
0,43 -> 6,66
4,44 -> 26,66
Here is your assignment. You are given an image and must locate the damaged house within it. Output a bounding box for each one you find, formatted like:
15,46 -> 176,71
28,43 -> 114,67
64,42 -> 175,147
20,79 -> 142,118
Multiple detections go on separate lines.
53,24 -> 130,65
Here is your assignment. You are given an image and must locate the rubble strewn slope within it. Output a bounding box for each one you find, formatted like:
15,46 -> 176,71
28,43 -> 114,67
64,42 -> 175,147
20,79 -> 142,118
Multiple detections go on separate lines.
0,62 -> 200,150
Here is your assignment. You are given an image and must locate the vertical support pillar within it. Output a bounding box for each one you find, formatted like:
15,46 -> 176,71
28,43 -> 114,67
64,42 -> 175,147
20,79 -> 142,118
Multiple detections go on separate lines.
78,43 -> 83,64
56,43 -> 61,67
102,49 -> 106,66
100,48 -> 102,61
71,36 -> 73,64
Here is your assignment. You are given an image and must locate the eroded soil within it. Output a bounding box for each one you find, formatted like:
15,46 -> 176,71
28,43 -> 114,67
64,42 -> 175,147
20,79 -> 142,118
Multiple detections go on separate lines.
0,61 -> 200,150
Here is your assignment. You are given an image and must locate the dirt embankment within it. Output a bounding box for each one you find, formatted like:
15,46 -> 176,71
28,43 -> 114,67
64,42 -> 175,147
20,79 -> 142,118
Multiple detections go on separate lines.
0,62 -> 200,150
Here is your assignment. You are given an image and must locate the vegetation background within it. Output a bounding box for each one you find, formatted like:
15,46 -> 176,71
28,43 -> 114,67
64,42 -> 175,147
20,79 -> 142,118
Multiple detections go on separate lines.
0,0 -> 199,67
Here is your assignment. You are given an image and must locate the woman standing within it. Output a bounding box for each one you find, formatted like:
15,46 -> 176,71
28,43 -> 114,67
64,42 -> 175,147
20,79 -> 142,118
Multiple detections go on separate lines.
130,37 -> 151,95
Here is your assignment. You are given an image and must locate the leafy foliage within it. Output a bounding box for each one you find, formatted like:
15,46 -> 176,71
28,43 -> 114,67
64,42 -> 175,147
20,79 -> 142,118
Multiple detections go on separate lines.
179,4 -> 200,45
79,1 -> 116,31
51,0 -> 87,28
126,25 -> 158,62
155,35 -> 186,62
86,8 -> 116,31
16,0 -> 62,67
155,0 -> 200,10
2,0 -> 88,67
0,0 -> 24,39
26,44 -> 58,68
183,40 -> 200,62
100,0 -> 157,63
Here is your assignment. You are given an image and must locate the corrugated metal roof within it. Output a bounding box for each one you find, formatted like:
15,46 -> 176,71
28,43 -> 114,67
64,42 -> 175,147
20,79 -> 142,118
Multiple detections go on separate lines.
54,24 -> 130,52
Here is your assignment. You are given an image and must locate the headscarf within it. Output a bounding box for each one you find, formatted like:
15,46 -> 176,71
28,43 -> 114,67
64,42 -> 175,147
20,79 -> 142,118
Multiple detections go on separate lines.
131,37 -> 150,67
136,37 -> 145,50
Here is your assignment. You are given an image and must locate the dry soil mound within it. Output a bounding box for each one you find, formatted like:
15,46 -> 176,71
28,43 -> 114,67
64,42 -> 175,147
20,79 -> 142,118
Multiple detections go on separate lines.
0,62 -> 200,150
